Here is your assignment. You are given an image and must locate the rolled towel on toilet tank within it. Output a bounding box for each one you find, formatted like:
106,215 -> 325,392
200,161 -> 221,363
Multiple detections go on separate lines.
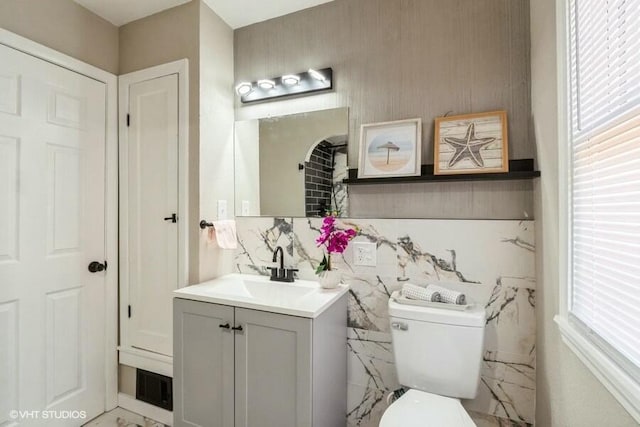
425,284 -> 466,305
401,283 -> 441,302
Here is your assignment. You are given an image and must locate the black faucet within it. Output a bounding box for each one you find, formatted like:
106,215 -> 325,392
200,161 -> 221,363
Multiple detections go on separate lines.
269,246 -> 297,282
273,246 -> 284,270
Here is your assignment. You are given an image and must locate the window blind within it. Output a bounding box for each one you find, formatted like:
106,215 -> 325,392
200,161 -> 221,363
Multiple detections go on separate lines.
571,0 -> 640,140
569,0 -> 640,370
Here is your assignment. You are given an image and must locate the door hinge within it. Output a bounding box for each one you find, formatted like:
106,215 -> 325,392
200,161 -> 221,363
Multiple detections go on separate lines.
126,113 -> 130,127
128,305 -> 132,318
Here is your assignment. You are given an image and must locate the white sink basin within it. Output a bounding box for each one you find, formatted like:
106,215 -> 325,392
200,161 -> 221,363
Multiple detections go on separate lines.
173,273 -> 349,318
209,277 -> 315,300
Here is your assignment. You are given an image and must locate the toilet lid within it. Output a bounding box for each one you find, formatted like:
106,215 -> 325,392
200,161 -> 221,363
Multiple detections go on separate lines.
379,389 -> 476,427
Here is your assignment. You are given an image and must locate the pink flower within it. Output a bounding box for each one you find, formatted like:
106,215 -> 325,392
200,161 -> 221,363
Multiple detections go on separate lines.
315,215 -> 357,274
315,216 -> 357,255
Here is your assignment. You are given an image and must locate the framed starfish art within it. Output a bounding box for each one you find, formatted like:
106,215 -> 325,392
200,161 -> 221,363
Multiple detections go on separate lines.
434,111 -> 509,175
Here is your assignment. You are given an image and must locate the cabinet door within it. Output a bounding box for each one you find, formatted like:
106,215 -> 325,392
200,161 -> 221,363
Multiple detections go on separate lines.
234,308 -> 313,427
174,299 -> 234,427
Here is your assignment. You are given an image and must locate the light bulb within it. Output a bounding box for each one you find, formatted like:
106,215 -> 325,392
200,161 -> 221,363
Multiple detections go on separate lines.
308,69 -> 326,82
282,74 -> 300,86
258,79 -> 276,89
235,82 -> 252,95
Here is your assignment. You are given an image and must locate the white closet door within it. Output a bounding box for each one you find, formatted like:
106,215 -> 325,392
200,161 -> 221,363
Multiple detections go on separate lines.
127,74 -> 178,357
0,44 -> 106,424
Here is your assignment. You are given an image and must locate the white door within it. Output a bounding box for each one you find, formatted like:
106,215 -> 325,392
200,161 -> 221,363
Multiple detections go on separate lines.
126,74 -> 178,357
0,44 -> 106,424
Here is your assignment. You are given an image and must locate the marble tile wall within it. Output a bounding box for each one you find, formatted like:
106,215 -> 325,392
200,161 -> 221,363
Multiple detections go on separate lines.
234,217 -> 536,426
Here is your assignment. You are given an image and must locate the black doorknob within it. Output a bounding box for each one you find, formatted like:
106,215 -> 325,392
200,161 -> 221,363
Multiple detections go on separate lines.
88,261 -> 106,273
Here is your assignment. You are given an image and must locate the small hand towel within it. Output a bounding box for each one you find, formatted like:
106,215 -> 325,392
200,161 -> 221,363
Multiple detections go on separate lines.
211,220 -> 238,249
425,284 -> 466,305
401,283 -> 441,302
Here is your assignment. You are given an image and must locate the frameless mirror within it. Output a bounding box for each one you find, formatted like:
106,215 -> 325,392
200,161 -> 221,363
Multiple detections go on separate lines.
234,107 -> 349,217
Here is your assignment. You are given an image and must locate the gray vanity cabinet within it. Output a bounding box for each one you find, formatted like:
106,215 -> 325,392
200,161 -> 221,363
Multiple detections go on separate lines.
234,307 -> 312,427
173,298 -> 235,427
173,295 -> 347,427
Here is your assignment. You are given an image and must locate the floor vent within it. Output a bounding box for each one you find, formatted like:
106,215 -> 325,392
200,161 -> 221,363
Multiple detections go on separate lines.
136,369 -> 173,411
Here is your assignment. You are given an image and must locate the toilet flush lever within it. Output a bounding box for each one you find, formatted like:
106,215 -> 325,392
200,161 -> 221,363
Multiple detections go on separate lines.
391,322 -> 408,331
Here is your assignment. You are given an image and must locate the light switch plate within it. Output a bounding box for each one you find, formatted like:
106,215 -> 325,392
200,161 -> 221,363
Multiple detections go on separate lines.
352,242 -> 377,267
217,200 -> 228,220
241,200 -> 250,216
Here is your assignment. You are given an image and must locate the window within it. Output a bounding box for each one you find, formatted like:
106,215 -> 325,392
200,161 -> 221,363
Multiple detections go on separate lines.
556,0 -> 640,420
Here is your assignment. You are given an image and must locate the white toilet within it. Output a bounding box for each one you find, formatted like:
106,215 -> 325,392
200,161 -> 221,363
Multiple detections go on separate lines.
379,298 -> 486,426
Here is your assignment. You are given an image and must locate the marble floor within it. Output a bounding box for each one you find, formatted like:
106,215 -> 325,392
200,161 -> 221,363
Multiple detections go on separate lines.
83,408 -> 165,427
470,410 -> 533,427
83,406 -> 526,427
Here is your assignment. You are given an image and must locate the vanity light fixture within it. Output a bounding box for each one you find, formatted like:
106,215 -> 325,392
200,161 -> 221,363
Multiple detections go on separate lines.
235,82 -> 253,95
282,74 -> 301,86
308,68 -> 326,82
258,79 -> 276,90
237,67 -> 333,104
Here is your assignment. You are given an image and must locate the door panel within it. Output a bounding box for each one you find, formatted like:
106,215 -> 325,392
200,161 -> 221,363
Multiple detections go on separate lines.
128,74 -> 178,357
234,308 -> 313,427
46,287 -> 83,406
47,144 -> 81,254
0,135 -> 19,262
0,72 -> 20,115
0,300 -> 18,426
173,299 -> 234,427
47,88 -> 87,129
0,43 -> 106,425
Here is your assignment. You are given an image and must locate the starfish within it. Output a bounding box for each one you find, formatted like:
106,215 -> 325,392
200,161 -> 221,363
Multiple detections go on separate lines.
443,122 -> 496,168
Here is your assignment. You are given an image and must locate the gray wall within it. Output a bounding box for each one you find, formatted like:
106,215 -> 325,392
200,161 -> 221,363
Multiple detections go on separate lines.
0,0 -> 119,73
530,0 -> 639,425
234,0 -> 534,220
235,0 -> 532,165
197,0 -> 235,281
349,179 -> 533,219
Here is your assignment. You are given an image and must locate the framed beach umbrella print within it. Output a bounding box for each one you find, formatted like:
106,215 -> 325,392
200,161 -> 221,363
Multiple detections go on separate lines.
357,118 -> 422,178
434,110 -> 509,175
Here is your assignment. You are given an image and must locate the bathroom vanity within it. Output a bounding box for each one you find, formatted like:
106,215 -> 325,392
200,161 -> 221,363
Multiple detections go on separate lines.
173,274 -> 348,427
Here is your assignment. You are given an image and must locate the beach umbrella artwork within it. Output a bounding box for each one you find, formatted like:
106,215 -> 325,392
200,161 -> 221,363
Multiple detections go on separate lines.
378,141 -> 400,164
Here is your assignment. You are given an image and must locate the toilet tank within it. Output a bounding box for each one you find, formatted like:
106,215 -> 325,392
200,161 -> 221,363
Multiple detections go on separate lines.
388,299 -> 486,399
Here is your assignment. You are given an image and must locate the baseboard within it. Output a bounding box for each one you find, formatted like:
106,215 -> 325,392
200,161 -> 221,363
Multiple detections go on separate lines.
119,346 -> 173,377
117,393 -> 173,426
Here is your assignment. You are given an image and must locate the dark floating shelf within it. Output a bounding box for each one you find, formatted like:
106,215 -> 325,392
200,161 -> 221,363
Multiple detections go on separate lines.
343,159 -> 540,185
